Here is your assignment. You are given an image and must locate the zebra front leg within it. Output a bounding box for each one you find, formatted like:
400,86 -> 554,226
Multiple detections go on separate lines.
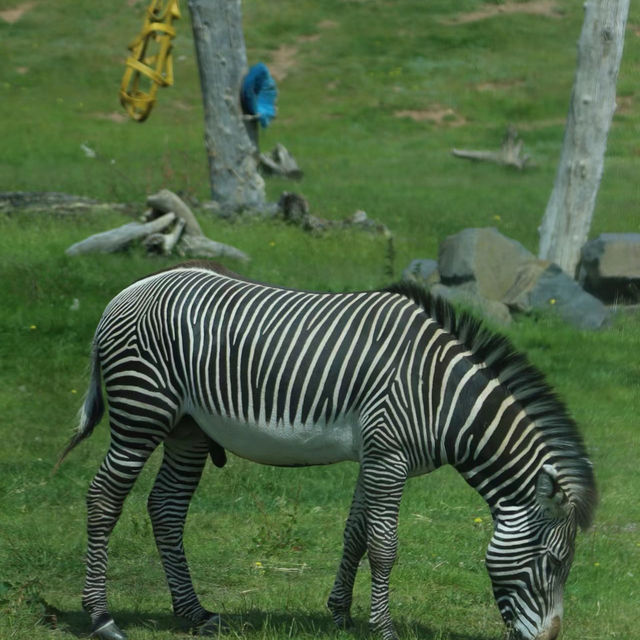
147,417 -> 227,635
84,443 -> 157,640
362,455 -> 408,640
327,471 -> 367,629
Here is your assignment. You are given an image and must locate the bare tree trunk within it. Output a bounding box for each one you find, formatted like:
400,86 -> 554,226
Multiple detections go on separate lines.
187,0 -> 265,211
538,0 -> 629,277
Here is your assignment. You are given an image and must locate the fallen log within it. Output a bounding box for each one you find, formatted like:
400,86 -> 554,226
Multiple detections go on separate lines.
65,212 -> 176,256
178,234 -> 250,263
0,191 -> 131,216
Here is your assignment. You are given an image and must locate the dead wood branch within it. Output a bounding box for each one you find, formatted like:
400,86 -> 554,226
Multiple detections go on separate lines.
259,144 -> 303,180
0,191 -> 131,216
178,234 -> 250,263
65,189 -> 250,262
65,213 -> 176,256
146,189 -> 204,236
452,126 -> 530,170
146,189 -> 250,261
143,218 -> 186,255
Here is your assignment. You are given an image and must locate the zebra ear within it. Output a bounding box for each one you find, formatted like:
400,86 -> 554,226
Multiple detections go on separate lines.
536,465 -> 570,520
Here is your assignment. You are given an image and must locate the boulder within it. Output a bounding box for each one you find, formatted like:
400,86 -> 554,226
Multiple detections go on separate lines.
402,259 -> 440,288
578,233 -> 640,303
503,261 -> 610,330
430,283 -> 512,326
438,227 -> 535,301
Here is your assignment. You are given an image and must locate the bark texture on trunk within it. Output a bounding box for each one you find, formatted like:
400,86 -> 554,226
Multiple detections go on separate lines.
538,0 -> 629,276
188,0 -> 265,211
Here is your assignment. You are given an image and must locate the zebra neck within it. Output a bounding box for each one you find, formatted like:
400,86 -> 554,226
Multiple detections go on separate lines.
449,402 -> 549,516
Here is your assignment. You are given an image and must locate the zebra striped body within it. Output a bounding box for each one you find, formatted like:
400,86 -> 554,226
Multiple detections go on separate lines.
62,265 -> 596,640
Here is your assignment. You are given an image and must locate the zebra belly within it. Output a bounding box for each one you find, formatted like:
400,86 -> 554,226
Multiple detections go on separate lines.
189,409 -> 363,466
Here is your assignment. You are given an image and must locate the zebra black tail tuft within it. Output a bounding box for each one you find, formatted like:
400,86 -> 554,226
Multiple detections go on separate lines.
53,344 -> 105,473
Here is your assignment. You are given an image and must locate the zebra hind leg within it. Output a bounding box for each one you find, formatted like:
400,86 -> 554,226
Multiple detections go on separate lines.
147,416 -> 228,636
327,471 -> 367,629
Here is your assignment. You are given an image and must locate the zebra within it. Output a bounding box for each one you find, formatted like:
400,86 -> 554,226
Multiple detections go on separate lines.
58,262 -> 596,640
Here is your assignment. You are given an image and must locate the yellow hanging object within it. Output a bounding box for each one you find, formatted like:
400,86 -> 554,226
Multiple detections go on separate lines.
120,0 -> 181,122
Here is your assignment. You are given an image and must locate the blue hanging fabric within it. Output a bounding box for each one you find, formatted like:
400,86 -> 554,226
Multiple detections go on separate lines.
241,62 -> 277,128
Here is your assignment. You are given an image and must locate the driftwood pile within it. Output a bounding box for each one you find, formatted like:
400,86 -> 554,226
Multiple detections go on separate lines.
65,189 -> 249,262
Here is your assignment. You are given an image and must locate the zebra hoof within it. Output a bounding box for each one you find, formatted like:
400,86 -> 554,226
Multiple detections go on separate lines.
331,613 -> 354,630
196,613 -> 229,636
91,616 -> 128,640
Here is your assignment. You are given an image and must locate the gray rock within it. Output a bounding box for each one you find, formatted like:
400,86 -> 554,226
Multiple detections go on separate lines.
504,261 -> 610,330
579,233 -> 640,303
430,282 -> 512,326
438,227 -> 535,301
402,259 -> 440,287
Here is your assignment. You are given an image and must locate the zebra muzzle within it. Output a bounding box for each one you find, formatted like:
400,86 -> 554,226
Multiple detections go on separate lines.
196,613 -> 230,636
91,615 -> 128,640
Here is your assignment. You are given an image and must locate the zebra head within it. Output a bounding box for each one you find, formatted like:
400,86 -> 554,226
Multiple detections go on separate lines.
485,465 -> 578,640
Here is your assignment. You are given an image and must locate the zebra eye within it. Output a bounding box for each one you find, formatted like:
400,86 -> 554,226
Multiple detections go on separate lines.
547,550 -> 564,569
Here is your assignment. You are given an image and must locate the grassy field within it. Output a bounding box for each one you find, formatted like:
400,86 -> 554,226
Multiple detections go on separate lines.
1,1 -> 640,639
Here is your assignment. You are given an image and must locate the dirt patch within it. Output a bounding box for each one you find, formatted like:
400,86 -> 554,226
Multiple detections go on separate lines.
515,117 -> 566,131
318,19 -> 338,30
171,100 -> 193,112
93,112 -> 128,124
442,1 -> 561,25
394,106 -> 466,127
269,44 -> 299,82
297,33 -> 321,44
268,19 -> 339,82
476,79 -> 525,92
616,95 -> 634,115
0,1 -> 36,24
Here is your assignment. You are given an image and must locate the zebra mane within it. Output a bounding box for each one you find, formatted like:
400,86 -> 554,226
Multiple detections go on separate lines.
385,281 -> 597,530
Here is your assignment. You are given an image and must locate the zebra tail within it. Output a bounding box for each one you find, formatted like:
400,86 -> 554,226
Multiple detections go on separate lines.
53,343 -> 105,473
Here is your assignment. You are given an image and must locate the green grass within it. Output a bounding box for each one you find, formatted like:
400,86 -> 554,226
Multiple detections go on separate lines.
2,1 -> 640,639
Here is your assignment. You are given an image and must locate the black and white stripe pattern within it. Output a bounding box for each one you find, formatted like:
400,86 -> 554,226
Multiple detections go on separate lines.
61,265 -> 596,640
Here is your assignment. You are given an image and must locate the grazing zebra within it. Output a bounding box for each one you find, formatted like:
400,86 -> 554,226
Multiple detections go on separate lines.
59,263 -> 596,640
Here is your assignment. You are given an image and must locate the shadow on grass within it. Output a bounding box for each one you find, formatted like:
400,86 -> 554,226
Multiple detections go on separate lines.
53,609 -> 185,637
55,607 -> 497,639
239,609 -> 497,639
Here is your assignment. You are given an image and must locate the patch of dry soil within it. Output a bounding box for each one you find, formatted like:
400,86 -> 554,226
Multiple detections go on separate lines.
0,1 -> 36,24
442,1 -> 561,25
269,44 -> 299,83
93,112 -> 128,124
269,19 -> 338,82
394,106 -> 466,127
476,79 -> 525,92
